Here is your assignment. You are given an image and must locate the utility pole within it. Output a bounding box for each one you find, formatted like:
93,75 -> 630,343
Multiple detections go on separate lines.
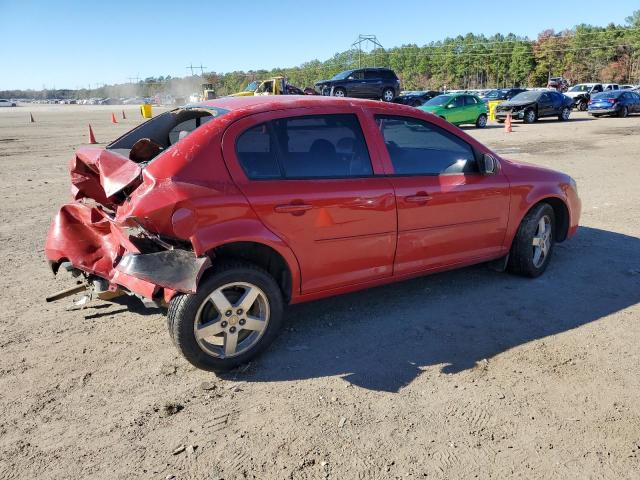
127,76 -> 140,83
198,64 -> 207,76
351,34 -> 384,68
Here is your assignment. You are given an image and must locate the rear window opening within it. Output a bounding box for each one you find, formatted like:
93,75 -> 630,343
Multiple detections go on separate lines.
107,106 -> 229,164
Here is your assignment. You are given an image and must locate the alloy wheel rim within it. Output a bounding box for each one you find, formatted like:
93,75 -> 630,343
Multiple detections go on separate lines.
532,215 -> 552,268
194,282 -> 270,358
383,90 -> 393,101
562,108 -> 570,119
526,111 -> 535,122
478,115 -> 486,127
334,90 -> 345,97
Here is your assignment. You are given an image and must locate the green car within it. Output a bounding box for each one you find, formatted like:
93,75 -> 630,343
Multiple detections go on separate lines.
419,93 -> 488,128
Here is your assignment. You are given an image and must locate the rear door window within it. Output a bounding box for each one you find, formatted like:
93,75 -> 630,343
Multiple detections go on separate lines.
236,123 -> 282,179
463,96 -> 477,105
273,114 -> 373,178
236,114 -> 373,179
376,115 -> 478,175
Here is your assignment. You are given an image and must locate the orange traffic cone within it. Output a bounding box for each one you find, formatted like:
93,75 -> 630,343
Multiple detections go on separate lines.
88,124 -> 97,144
29,112 -> 35,123
111,112 -> 117,124
121,110 -> 126,120
505,114 -> 513,133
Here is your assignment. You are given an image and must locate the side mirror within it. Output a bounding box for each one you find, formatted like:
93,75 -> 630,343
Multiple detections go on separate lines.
479,154 -> 498,175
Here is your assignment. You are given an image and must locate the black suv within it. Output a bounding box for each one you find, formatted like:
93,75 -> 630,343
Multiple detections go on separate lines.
315,68 -> 400,102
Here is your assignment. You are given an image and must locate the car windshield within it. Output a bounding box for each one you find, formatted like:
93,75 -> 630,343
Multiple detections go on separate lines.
510,91 -> 541,102
243,81 -> 259,92
331,70 -> 353,81
485,89 -> 506,99
424,95 -> 452,106
569,85 -> 591,92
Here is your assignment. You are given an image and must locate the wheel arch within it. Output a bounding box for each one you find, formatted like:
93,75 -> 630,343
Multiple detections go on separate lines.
190,219 -> 301,303
511,196 -> 570,246
209,241 -> 294,303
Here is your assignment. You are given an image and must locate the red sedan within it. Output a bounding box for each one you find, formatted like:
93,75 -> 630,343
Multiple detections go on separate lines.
45,96 -> 581,371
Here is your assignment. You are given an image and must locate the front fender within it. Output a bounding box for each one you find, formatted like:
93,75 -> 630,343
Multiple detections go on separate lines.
504,184 -> 571,249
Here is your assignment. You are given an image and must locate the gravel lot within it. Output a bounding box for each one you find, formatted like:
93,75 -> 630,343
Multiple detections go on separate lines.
0,104 -> 639,479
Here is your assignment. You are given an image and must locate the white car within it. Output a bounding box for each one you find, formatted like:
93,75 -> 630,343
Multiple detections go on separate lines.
0,99 -> 17,107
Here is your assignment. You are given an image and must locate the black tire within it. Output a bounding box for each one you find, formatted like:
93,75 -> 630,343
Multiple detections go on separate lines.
618,106 -> 628,118
578,100 -> 588,111
381,88 -> 395,102
558,106 -> 571,121
523,108 -> 537,124
475,113 -> 487,128
167,260 -> 284,371
332,87 -> 346,98
507,203 -> 555,278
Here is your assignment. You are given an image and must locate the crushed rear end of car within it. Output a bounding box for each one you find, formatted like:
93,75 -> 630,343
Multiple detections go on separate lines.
45,105 -> 230,308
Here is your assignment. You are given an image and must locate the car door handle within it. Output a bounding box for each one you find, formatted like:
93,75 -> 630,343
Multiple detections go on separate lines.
405,193 -> 433,203
274,203 -> 313,214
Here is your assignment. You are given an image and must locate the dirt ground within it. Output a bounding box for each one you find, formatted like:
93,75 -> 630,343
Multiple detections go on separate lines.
0,104 -> 639,480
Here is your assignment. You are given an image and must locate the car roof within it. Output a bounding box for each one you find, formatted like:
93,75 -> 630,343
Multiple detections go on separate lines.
195,95 -> 414,115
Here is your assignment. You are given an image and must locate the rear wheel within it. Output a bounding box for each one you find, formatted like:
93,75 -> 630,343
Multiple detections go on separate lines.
167,261 -> 284,371
475,113 -> 487,128
382,88 -> 395,102
578,100 -> 588,111
508,203 -> 555,278
618,105 -> 628,118
558,106 -> 571,121
523,108 -> 537,124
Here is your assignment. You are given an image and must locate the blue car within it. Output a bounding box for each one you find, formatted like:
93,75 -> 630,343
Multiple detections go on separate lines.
588,90 -> 640,118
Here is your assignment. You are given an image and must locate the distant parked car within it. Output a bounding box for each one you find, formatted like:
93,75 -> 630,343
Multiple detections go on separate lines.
565,83 -> 605,111
314,68 -> 400,102
0,99 -> 17,107
495,90 -> 573,123
588,90 -> 640,118
481,88 -> 527,103
419,93 -> 488,128
393,90 -> 440,107
547,77 -> 569,92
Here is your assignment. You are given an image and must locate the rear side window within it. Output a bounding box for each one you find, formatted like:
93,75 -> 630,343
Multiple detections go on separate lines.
236,123 -> 281,179
236,114 -> 373,179
364,70 -> 380,80
376,115 -> 477,175
464,96 -> 477,105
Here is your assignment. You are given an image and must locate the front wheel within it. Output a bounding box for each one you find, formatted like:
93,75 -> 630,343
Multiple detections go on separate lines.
507,203 -> 555,278
475,113 -> 487,128
523,108 -> 537,124
167,261 -> 284,371
578,100 -> 588,111
332,87 -> 346,98
558,106 -> 571,121
381,88 -> 395,102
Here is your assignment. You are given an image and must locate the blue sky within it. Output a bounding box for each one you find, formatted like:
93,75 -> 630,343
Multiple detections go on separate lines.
0,0 -> 637,90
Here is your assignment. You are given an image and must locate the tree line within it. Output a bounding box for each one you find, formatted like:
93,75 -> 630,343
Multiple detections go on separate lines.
3,11 -> 639,100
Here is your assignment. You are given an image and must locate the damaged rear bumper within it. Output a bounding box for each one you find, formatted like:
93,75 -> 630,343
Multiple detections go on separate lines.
45,203 -> 210,304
